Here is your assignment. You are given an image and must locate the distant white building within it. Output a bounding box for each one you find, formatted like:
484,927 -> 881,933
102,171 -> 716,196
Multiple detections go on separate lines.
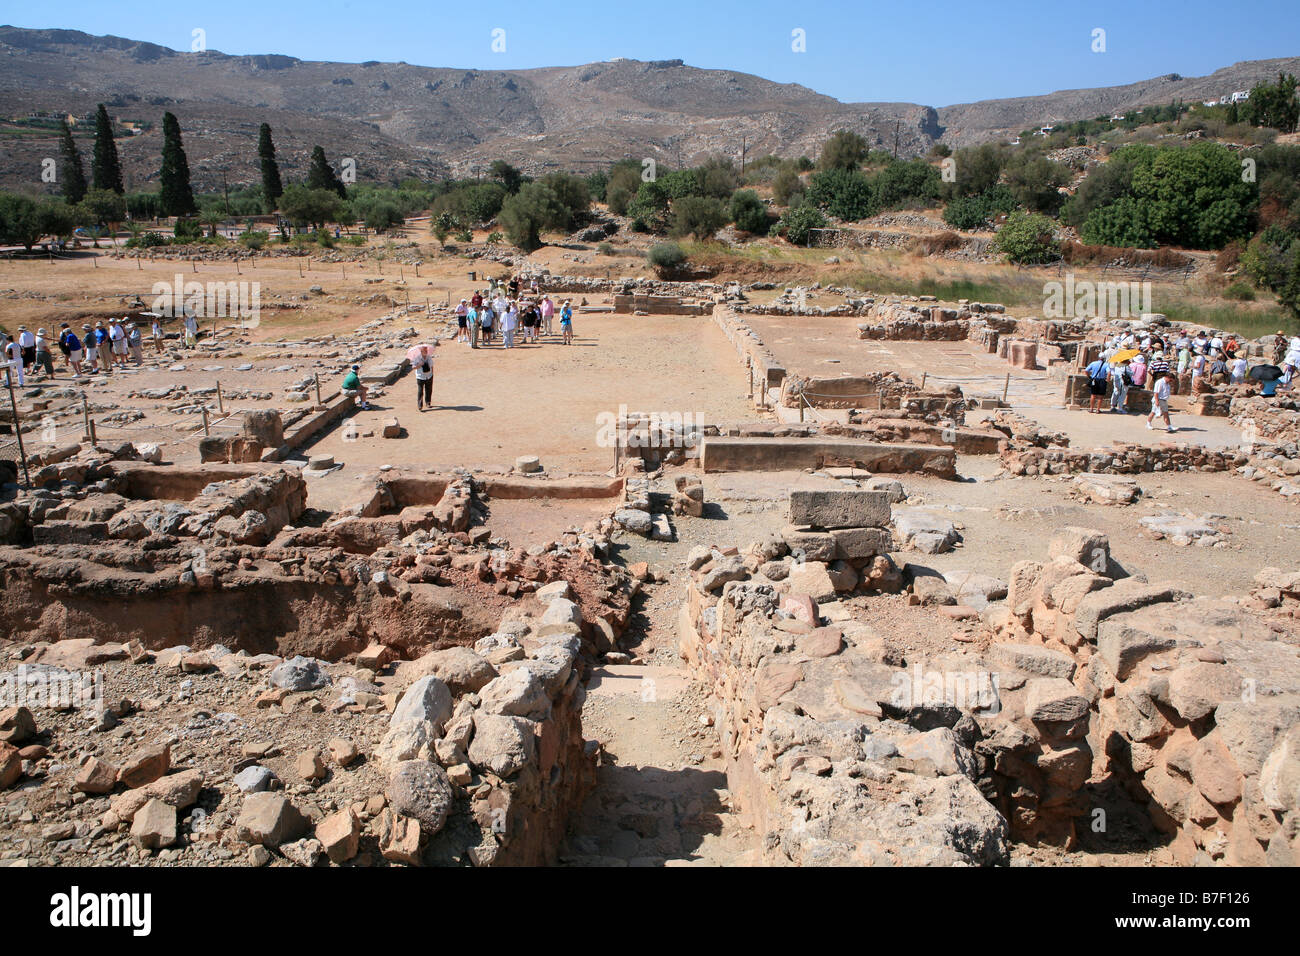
1231,90 -> 1250,103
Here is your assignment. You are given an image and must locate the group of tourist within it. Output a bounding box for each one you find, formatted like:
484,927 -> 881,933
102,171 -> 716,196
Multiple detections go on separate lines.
1081,327 -> 1289,434
1,314 -> 185,387
453,276 -> 574,349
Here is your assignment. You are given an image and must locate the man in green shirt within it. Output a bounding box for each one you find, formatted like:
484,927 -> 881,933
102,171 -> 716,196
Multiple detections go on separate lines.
342,364 -> 370,409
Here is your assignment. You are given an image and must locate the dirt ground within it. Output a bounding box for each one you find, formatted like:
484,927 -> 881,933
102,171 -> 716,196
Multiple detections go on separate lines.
4,241 -> 1295,868
302,311 -> 754,480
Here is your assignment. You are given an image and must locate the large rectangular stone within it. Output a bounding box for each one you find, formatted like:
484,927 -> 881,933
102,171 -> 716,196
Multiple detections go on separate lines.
829,526 -> 892,559
789,490 -> 890,530
1074,582 -> 1191,643
781,526 -> 837,562
699,437 -> 956,477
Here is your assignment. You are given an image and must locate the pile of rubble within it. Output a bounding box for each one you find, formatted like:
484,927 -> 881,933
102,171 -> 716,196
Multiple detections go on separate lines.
0,573 -> 615,866
989,528 -> 1300,864
676,497 -> 1300,866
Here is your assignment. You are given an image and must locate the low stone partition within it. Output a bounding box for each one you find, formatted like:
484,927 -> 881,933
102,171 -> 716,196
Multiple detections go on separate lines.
1231,395 -> 1300,445
368,584 -> 602,865
712,306 -> 786,400
1000,440 -> 1242,477
613,293 -> 709,315
987,528 -> 1300,865
676,493 -> 1015,865
699,437 -> 957,477
779,373 -> 915,409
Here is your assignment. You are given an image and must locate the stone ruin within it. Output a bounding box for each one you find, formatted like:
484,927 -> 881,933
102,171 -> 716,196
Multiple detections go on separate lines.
676,490 -> 1300,866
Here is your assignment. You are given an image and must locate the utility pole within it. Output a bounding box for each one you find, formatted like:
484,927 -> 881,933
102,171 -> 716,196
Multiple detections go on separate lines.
740,136 -> 747,177
893,120 -> 900,159
222,169 -> 231,217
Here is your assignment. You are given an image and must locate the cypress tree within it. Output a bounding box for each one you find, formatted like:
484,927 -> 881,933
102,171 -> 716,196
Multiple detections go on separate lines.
158,112 -> 197,217
91,104 -> 124,195
306,145 -> 347,199
58,120 -> 88,204
258,123 -> 284,211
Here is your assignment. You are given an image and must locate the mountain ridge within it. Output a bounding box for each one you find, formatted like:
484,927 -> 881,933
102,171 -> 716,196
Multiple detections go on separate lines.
0,26 -> 1294,193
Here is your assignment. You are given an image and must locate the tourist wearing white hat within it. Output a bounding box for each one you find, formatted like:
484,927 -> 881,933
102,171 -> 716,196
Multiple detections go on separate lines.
16,326 -> 35,371
109,318 -> 128,368
151,315 -> 164,354
126,322 -> 143,364
33,328 -> 54,379
81,324 -> 98,373
456,298 -> 469,343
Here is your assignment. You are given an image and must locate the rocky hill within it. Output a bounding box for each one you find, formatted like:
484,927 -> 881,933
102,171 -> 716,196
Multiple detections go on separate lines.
0,26 -> 1294,193
939,56 -> 1300,146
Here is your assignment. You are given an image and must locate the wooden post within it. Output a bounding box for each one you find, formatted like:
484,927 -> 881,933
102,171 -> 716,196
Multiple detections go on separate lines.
799,399 -> 804,423
137,256 -> 142,270
6,372 -> 30,488
314,373 -> 322,405
82,397 -> 96,446
202,407 -> 210,436
216,381 -> 224,414
192,258 -> 197,273
1003,372 -> 1011,404
748,363 -> 754,403
920,371 -> 927,389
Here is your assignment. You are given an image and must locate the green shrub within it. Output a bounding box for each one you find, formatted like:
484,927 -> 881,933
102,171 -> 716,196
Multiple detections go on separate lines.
237,230 -> 267,250
670,195 -> 727,240
1224,281 -> 1256,301
498,182 -> 567,252
127,231 -> 169,249
992,211 -> 1060,264
774,203 -> 827,246
597,241 -> 615,255
729,189 -> 770,233
647,242 -> 687,274
486,231 -> 504,244
171,217 -> 203,241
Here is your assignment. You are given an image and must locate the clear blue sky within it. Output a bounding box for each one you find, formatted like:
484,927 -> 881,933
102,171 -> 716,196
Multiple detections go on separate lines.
7,0 -> 1298,106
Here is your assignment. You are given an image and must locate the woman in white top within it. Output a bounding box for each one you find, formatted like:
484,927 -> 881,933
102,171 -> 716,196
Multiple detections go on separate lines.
503,303 -> 518,348
2,335 -> 23,387
151,316 -> 164,354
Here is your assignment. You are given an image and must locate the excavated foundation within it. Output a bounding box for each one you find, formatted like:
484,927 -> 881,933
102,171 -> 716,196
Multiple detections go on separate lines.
0,456 -> 642,867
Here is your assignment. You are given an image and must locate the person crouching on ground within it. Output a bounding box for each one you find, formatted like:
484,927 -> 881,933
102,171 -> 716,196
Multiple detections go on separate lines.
1146,371 -> 1174,433
342,364 -> 370,410
414,344 -> 435,411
